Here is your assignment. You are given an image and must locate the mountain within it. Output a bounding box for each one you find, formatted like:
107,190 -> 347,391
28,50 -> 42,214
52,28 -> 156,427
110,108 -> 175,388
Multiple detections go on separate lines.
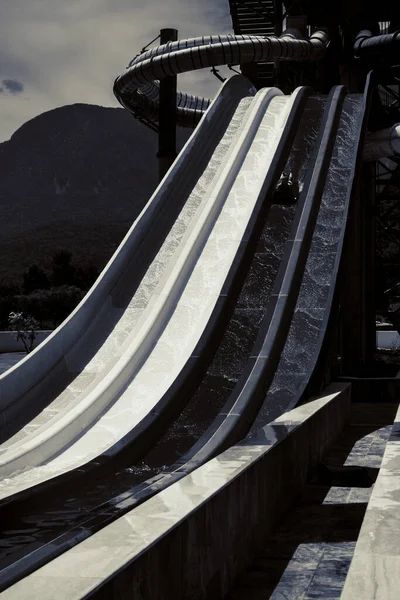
0,104 -> 188,283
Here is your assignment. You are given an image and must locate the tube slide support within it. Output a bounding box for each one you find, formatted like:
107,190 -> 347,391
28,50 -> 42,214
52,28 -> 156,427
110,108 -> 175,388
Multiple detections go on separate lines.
158,28 -> 178,181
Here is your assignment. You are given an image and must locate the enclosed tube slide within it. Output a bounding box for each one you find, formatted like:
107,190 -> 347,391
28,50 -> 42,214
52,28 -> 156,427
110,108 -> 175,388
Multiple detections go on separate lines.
364,124 -> 400,162
354,28 -> 400,59
113,29 -> 329,126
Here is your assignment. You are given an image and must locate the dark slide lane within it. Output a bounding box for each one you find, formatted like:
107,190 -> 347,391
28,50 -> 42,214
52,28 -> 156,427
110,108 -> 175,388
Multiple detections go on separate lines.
248,75 -> 374,435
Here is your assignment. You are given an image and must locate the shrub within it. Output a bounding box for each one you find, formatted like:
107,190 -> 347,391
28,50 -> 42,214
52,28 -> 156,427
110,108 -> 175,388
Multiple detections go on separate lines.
8,311 -> 39,354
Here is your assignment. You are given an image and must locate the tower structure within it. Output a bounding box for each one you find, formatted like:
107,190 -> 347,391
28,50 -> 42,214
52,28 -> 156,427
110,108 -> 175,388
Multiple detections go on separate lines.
228,0 -> 400,375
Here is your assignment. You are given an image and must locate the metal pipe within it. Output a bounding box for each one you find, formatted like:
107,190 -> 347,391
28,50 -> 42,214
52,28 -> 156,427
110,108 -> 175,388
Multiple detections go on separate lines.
158,28 -> 178,181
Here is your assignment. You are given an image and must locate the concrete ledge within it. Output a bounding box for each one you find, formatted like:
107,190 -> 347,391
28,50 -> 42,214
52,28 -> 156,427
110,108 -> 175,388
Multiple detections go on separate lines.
341,401 -> 400,600
3,382 -> 351,599
377,330 -> 400,349
338,377 -> 400,403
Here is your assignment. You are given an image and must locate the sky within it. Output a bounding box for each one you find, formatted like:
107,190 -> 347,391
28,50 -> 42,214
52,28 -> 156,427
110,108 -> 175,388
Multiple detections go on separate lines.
0,0 -> 233,142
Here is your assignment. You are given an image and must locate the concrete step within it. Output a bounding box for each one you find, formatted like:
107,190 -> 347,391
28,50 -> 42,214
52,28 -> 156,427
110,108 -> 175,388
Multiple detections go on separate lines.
224,402 -> 398,600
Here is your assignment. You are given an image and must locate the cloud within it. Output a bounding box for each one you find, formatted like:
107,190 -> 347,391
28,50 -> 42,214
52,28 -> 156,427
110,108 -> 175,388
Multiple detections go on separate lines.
0,0 -> 233,142
1,79 -> 24,94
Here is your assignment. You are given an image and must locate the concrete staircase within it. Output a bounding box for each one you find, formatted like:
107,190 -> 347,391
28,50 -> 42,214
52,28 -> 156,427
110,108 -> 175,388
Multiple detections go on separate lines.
224,402 -> 397,600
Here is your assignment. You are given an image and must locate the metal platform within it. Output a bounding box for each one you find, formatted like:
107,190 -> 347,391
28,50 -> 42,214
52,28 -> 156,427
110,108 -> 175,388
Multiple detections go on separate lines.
228,0 -> 282,87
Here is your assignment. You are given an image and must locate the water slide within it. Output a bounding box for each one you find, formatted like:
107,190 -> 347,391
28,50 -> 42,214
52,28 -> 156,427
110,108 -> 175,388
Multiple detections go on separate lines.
0,27 -> 389,507
114,29 -> 328,126
92,76 -> 373,504
1,22 -> 395,507
0,78 -> 315,504
0,26 -> 336,505
0,27 -> 387,589
0,73 -> 374,594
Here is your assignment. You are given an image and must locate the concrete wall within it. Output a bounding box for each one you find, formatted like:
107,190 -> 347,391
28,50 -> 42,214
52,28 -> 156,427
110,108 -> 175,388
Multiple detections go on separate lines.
97,385 -> 350,600
376,330 -> 400,349
0,331 -> 52,353
0,329 -> 397,353
3,383 -> 351,600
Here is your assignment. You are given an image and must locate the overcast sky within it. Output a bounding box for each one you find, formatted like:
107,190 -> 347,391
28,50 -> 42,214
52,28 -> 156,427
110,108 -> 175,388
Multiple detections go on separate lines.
0,0 -> 233,142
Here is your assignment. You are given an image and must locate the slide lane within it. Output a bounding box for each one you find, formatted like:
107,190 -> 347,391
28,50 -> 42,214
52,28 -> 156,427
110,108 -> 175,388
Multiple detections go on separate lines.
0,76 -> 254,439
0,79 -> 304,503
247,74 -> 374,435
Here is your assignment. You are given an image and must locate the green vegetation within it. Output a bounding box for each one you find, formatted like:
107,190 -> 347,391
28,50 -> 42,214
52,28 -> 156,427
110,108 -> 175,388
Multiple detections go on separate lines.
8,312 -> 39,354
0,250 -> 99,330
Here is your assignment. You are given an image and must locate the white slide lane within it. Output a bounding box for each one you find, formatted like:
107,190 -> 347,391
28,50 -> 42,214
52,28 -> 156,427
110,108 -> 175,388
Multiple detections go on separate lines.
0,78 -> 300,501
0,75 -> 254,437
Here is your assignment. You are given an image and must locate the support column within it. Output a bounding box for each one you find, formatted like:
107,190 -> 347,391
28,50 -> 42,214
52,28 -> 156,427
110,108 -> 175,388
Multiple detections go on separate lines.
339,177 -> 363,375
360,163 -> 376,368
340,164 -> 376,375
158,28 -> 178,182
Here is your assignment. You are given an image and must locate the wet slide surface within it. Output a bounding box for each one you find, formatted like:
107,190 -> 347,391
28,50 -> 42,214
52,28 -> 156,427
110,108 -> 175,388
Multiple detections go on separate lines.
0,78 -> 371,591
0,78 -> 301,501
0,77 -> 263,496
0,14 -> 384,592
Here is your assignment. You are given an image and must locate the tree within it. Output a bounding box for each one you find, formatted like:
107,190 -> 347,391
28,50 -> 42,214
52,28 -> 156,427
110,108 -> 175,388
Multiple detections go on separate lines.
8,311 -> 39,353
15,285 -> 85,328
0,280 -> 20,328
15,289 -> 49,329
74,264 -> 99,290
22,265 -> 50,295
51,250 -> 76,287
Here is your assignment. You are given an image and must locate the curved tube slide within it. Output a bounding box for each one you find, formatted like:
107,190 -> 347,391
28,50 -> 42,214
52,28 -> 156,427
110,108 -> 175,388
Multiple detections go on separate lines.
354,28 -> 400,59
364,124 -> 400,161
0,78 -> 300,501
113,29 -> 328,126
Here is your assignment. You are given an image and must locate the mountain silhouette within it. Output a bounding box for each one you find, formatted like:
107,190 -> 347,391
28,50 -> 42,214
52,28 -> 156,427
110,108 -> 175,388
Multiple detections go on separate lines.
0,103 -> 188,282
